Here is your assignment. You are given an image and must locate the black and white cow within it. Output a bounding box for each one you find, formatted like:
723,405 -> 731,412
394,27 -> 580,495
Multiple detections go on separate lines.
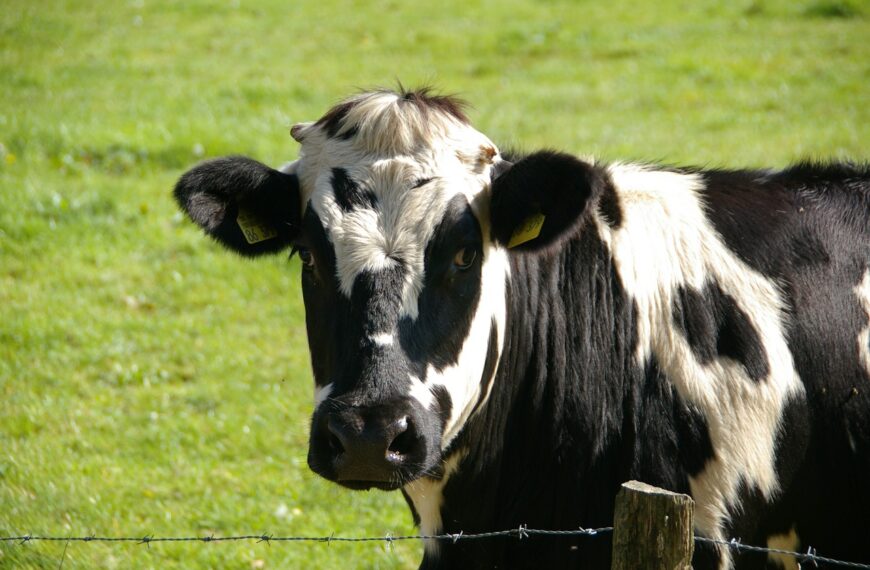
174,88 -> 870,569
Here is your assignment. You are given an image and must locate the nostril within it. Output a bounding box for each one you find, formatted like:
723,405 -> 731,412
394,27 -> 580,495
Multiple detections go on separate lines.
387,416 -> 417,458
388,430 -> 414,456
328,431 -> 344,455
326,416 -> 349,456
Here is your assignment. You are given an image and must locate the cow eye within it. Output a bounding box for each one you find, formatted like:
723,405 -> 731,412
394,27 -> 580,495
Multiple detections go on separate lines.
295,246 -> 315,269
453,248 -> 477,270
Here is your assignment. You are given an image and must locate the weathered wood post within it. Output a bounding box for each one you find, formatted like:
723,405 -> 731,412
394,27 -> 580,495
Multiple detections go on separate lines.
611,480 -> 694,570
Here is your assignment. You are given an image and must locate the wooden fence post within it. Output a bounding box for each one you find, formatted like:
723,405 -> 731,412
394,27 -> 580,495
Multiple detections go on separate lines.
611,480 -> 694,570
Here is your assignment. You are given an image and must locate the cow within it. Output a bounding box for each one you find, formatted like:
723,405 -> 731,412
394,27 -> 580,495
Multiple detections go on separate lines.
173,87 -> 870,569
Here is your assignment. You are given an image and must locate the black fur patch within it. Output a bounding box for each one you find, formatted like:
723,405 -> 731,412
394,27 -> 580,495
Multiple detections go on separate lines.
698,163 -> 870,278
299,208 -> 348,387
630,355 -> 715,488
789,228 -> 831,268
672,281 -> 770,382
597,179 -> 623,229
673,393 -> 716,476
331,168 -> 377,212
431,384 -> 453,434
351,265 -> 405,337
315,100 -> 359,140
399,194 -> 483,373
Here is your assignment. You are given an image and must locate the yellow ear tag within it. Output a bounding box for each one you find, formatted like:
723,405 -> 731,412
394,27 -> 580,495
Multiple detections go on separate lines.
507,212 -> 546,248
236,208 -> 278,244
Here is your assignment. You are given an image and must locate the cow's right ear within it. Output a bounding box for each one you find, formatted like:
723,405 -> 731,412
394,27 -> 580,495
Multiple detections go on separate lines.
174,156 -> 301,256
489,151 -> 605,253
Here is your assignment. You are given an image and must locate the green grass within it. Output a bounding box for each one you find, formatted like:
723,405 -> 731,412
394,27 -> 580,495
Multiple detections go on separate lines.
1,0 -> 867,567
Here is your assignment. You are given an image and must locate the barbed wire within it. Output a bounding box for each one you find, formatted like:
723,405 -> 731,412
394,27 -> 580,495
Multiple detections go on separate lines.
0,525 -> 609,546
698,536 -> 870,569
2,527 -> 869,568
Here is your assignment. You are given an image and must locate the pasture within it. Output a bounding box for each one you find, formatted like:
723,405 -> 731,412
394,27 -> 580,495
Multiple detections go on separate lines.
1,0 -> 867,568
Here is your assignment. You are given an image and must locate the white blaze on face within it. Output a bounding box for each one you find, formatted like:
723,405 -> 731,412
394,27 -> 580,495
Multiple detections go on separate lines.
428,243 -> 508,448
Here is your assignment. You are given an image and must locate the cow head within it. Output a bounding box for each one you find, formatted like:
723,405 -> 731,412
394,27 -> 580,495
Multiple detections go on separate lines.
175,88 -> 600,491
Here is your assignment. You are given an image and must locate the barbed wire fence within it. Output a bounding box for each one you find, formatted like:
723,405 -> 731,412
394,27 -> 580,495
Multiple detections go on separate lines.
3,526 -> 870,568
0,526 -> 605,546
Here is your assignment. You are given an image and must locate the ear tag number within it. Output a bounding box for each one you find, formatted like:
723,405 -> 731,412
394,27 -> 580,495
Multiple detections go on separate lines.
508,213 -> 546,248
236,209 -> 278,244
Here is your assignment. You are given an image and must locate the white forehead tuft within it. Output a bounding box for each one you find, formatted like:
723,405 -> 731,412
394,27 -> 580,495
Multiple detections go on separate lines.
343,92 -> 463,155
296,90 -> 470,155
294,90 -> 497,203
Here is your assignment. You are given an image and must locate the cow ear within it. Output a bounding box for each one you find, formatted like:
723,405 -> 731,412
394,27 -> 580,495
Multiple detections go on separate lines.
174,156 -> 301,256
490,151 -> 603,252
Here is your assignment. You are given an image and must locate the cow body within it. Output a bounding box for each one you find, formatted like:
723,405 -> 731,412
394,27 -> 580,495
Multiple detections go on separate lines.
415,162 -> 870,569
175,89 -> 870,569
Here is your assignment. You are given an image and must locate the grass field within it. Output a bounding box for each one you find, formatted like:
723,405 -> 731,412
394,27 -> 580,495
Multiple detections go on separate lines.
1,0 -> 867,568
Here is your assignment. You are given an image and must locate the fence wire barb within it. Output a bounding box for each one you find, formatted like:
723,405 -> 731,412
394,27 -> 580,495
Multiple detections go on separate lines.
3,528 -> 870,569
696,536 -> 870,569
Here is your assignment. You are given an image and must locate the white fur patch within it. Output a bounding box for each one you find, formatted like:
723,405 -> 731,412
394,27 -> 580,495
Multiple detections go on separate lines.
855,269 -> 870,378
278,159 -> 300,175
404,450 -> 465,555
767,527 -> 799,570
598,163 -> 804,568
427,244 -> 508,448
408,374 -> 435,409
371,333 -> 394,347
313,382 -> 334,409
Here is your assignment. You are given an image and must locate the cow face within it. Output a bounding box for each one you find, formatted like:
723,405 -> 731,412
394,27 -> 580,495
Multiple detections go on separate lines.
174,88 -> 599,492
290,90 -> 511,490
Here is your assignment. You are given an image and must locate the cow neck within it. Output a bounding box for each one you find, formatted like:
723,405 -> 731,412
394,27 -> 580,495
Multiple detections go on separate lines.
440,224 -> 641,535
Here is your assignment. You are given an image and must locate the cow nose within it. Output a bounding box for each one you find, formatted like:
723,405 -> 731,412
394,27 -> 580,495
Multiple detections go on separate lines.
323,409 -> 423,486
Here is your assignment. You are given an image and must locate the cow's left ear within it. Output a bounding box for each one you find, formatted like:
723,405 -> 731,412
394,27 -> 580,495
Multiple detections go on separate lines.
174,156 -> 301,256
489,151 -> 605,252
